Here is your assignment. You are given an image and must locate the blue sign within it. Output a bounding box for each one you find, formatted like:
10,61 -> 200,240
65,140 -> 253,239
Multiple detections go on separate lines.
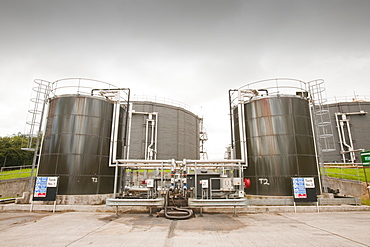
34,177 -> 48,197
34,176 -> 58,198
292,177 -> 307,198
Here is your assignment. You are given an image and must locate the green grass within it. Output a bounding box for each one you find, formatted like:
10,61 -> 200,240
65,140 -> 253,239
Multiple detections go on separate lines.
0,168 -> 36,180
324,167 -> 370,183
362,198 -> 370,206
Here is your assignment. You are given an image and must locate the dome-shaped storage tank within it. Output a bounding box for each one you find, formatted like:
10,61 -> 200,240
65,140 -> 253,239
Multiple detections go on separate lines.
319,98 -> 370,163
231,79 -> 321,196
128,99 -> 200,160
37,79 -> 128,195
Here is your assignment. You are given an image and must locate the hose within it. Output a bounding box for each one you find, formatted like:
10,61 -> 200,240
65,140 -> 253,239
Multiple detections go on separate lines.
164,190 -> 193,220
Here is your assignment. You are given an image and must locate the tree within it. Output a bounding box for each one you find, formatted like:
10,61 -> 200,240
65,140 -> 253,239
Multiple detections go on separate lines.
0,134 -> 34,168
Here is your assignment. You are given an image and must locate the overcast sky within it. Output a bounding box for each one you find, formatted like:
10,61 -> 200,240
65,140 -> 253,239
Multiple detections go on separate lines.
1,0 -> 370,159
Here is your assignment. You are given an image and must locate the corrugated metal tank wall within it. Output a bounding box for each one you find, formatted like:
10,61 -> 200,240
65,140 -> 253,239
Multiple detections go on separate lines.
129,101 -> 200,160
38,95 -> 125,195
322,101 -> 370,163
234,96 -> 320,196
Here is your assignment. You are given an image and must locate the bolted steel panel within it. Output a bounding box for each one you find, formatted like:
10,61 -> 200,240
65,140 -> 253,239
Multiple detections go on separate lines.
38,95 -> 124,195
235,96 -> 319,196
129,101 -> 200,160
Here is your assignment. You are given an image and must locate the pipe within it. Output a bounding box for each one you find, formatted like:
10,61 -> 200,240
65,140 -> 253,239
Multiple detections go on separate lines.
131,111 -> 158,160
123,89 -> 130,148
112,98 -> 120,162
335,113 -> 346,163
148,118 -> 156,160
91,88 -> 130,96
126,103 -> 133,159
164,190 -> 193,220
93,88 -> 130,164
144,118 -> 149,160
154,112 -> 158,160
258,89 -> 269,95
237,90 -> 247,163
113,161 -> 119,198
228,89 -> 238,151
344,115 -> 356,162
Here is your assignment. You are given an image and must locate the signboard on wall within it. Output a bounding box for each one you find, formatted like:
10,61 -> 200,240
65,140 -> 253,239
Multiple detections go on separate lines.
292,177 -> 317,202
33,176 -> 59,201
361,151 -> 370,166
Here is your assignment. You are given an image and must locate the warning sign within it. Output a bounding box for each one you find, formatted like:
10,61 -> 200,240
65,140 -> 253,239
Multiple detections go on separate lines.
292,177 -> 317,202
33,177 -> 59,201
292,177 -> 307,198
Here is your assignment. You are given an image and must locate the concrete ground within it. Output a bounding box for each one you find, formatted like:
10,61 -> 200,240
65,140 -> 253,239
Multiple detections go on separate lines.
0,210 -> 369,246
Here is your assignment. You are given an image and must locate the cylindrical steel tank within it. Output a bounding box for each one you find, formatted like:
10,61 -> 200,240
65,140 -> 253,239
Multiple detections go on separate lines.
234,94 -> 320,196
321,99 -> 370,163
128,101 -> 200,160
38,95 -> 125,195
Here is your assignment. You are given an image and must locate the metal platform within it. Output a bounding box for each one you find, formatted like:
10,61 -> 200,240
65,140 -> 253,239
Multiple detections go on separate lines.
188,198 -> 248,216
188,198 -> 248,207
106,198 -> 164,207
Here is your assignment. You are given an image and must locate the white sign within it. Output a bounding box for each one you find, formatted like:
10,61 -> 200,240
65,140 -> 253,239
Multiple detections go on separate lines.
304,178 -> 315,188
34,177 -> 58,197
47,177 -> 58,187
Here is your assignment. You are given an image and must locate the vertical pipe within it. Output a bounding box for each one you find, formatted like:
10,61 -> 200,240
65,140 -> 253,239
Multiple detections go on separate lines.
228,90 -> 236,152
339,116 -> 350,163
194,162 -> 197,199
154,113 -> 158,160
144,118 -> 149,160
113,161 -> 119,198
237,90 -> 247,163
335,113 -> 346,162
112,99 -> 120,162
161,162 -> 164,197
345,116 -> 356,163
126,103 -> 133,159
109,103 -> 117,163
123,89 -> 130,148
309,100 -> 323,194
149,118 -> 155,160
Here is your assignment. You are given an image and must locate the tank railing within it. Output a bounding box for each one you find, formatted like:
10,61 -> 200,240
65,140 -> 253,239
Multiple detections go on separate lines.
238,77 -> 306,87
230,78 -> 310,108
49,78 -> 129,101
229,87 -> 310,107
326,95 -> 370,104
238,78 -> 308,93
111,159 -> 246,166
242,85 -> 308,93
90,88 -> 131,105
131,94 -> 193,112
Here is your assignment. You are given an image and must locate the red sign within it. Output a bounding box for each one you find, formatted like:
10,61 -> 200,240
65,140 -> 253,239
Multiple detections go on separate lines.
297,193 -> 307,198
34,192 -> 46,197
